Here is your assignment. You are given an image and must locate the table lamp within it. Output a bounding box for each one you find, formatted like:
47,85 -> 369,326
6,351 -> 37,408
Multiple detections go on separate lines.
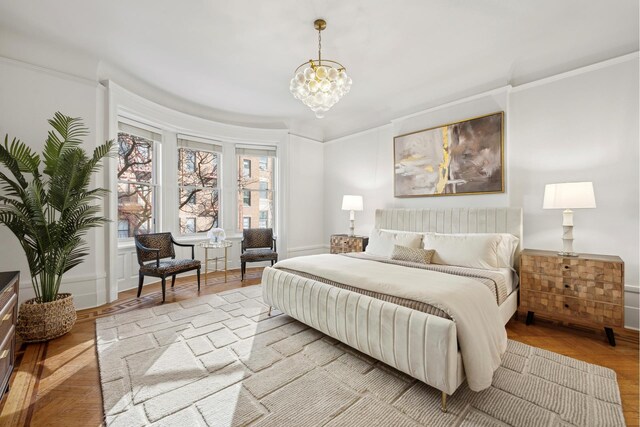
341,195 -> 363,236
543,182 -> 596,256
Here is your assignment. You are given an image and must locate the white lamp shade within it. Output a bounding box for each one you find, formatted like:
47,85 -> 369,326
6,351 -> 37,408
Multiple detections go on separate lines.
543,182 -> 596,209
341,195 -> 363,211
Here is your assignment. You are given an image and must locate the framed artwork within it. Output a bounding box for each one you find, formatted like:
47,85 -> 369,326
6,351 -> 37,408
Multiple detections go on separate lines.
393,111 -> 504,197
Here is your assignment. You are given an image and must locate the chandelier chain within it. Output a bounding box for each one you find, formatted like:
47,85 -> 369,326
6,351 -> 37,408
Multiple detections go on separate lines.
318,28 -> 322,65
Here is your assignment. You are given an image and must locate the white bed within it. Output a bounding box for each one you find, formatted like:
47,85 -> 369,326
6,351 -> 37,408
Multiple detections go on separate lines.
261,207 -> 523,411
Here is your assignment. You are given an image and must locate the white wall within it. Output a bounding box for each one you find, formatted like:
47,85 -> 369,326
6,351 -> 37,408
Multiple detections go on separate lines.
0,57 -> 109,308
287,135 -> 325,257
324,56 -> 640,329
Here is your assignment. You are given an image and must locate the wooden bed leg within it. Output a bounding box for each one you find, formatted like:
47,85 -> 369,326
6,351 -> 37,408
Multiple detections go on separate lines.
441,392 -> 447,413
267,306 -> 272,317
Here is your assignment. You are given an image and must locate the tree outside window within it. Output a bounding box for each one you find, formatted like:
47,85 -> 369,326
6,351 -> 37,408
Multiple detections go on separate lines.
178,146 -> 220,234
117,131 -> 155,238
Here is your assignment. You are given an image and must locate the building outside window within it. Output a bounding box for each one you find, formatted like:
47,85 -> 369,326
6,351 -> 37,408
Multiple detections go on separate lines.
177,138 -> 222,234
117,121 -> 160,238
243,217 -> 251,229
237,146 -> 276,231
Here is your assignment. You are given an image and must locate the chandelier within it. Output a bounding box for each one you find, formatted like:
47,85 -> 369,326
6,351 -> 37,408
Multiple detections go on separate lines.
289,19 -> 352,118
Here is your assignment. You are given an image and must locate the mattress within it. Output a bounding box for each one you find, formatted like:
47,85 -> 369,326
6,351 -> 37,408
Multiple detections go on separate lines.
275,253 -> 517,321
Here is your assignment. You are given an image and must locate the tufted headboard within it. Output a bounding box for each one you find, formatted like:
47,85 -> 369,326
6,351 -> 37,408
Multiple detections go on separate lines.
374,208 -> 523,268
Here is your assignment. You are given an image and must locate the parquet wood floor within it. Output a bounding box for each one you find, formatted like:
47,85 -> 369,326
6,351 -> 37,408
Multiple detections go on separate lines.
0,269 -> 637,426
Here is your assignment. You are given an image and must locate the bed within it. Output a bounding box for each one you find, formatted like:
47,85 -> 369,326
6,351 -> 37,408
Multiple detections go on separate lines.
261,207 -> 523,411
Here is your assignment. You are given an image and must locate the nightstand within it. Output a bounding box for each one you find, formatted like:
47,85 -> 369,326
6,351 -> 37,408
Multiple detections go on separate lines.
519,249 -> 624,346
330,234 -> 369,254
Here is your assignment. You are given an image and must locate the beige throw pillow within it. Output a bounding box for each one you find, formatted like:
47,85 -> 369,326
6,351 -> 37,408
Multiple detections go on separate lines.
391,245 -> 435,264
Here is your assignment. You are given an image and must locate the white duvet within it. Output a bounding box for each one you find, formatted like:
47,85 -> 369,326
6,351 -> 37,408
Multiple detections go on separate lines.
274,253 -> 508,391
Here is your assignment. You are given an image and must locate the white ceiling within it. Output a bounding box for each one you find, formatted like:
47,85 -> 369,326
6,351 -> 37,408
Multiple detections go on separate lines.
0,1 -> 638,140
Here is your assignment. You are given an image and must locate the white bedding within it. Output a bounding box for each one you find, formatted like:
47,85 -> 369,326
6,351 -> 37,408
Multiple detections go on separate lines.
274,254 -> 508,391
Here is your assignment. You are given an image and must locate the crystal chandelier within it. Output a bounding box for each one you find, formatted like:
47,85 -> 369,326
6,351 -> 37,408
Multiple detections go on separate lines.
289,19 -> 352,118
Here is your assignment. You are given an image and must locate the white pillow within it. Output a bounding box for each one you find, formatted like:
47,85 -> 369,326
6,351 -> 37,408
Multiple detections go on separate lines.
366,229 -> 423,258
495,233 -> 520,268
423,232 -> 501,270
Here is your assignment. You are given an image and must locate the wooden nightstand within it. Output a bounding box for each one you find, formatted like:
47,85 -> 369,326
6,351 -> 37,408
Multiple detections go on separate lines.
519,249 -> 624,346
330,234 -> 369,254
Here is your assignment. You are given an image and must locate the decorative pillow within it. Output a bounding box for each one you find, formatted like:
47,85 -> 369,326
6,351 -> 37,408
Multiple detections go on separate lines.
365,229 -> 423,258
391,245 -> 435,264
423,232 -> 501,270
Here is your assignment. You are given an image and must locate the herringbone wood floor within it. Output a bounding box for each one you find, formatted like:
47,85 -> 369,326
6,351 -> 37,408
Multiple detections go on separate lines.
0,269 -> 637,426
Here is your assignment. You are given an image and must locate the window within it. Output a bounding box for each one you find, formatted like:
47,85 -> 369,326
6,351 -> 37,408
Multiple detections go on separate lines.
259,181 -> 268,199
117,121 -> 160,238
118,220 -> 130,239
259,157 -> 268,171
177,138 -> 222,234
243,159 -> 251,178
184,218 -> 196,234
237,146 -> 276,232
259,211 -> 268,228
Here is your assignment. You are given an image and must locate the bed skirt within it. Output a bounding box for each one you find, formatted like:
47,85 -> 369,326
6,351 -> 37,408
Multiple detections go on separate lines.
261,267 -> 466,395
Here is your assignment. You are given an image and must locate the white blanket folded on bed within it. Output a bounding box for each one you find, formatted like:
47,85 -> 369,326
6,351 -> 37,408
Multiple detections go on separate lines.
274,254 -> 507,391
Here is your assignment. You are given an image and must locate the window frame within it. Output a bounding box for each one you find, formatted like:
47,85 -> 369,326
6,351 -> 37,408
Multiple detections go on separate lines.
236,146 -> 277,232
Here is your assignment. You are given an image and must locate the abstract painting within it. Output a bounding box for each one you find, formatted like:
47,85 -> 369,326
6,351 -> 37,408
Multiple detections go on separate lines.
394,112 -> 504,197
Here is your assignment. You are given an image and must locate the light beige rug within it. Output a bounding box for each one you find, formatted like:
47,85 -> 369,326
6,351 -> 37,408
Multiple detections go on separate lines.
96,285 -> 625,427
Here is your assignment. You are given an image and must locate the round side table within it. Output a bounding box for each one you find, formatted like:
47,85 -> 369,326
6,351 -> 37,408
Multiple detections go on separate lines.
200,240 -> 233,282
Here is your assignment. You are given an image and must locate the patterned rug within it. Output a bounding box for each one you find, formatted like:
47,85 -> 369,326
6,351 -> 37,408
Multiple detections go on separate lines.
96,285 -> 625,426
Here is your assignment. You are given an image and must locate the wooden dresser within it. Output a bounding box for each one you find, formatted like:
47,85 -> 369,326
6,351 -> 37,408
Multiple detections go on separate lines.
519,249 -> 624,346
0,271 -> 19,399
330,234 -> 369,254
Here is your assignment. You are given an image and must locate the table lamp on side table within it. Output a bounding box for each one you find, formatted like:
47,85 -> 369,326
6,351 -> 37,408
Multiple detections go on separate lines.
543,182 -> 596,256
341,195 -> 363,237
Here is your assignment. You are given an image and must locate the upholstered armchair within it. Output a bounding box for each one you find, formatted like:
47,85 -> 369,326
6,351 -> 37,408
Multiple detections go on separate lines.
134,232 -> 201,302
240,228 -> 278,280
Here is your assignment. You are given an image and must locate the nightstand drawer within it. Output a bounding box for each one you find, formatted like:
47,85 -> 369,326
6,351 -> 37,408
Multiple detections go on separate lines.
560,259 -> 623,282
563,297 -> 623,327
329,235 -> 368,254
521,254 -> 562,275
562,279 -> 623,305
520,272 -> 564,294
520,290 -> 564,314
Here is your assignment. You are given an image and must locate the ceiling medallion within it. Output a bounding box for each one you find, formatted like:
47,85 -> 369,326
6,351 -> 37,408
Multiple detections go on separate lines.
289,19 -> 352,119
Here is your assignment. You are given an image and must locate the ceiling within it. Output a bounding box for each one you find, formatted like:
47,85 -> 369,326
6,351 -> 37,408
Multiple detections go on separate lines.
0,1 -> 638,140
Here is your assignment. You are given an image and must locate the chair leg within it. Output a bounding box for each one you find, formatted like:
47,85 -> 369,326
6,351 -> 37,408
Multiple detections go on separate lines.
171,275 -> 176,288
161,277 -> 166,303
271,260 -> 274,266
137,272 -> 144,298
241,262 -> 245,280
197,268 -> 201,292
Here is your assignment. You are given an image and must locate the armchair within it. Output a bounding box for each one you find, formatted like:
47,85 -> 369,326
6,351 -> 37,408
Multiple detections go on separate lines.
134,232 -> 201,302
240,228 -> 278,280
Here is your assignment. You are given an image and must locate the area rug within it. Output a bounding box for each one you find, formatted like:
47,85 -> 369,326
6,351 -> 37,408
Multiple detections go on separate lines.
96,285 -> 625,427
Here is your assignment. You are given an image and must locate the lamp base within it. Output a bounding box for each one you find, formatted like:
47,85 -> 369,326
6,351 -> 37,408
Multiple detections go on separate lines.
557,251 -> 578,257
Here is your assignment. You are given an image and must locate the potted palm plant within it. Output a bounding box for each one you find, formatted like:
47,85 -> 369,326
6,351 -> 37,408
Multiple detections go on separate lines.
0,112 -> 113,342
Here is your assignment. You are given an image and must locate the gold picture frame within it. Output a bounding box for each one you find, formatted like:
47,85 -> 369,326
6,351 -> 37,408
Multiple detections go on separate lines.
393,111 -> 504,198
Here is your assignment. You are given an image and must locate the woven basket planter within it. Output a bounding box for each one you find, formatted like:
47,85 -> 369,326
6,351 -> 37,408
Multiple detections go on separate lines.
16,293 -> 77,342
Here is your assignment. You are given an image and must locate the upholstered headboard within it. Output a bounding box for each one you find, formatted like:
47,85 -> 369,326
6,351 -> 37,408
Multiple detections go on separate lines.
374,208 -> 523,267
